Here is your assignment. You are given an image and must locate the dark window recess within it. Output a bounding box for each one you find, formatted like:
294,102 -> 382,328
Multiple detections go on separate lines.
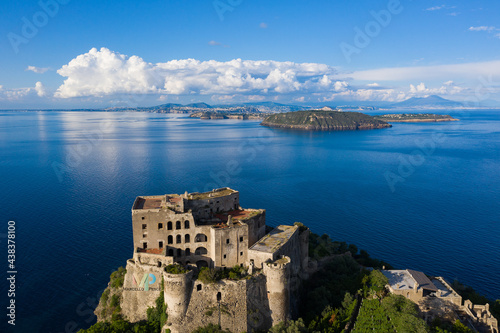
141,216 -> 145,220
184,220 -> 190,229
158,223 -> 163,230
197,284 -> 202,291
176,221 -> 181,230
240,252 -> 243,256
226,239 -> 230,244
159,241 -> 164,248
143,242 -> 147,249
239,236 -> 243,242
142,224 -> 147,230
223,254 -> 227,259
185,248 -> 191,256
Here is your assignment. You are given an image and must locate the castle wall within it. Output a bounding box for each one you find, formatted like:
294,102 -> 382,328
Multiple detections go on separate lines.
245,211 -> 267,247
263,258 -> 291,324
210,224 -> 248,268
186,189 -> 240,220
121,259 -> 163,323
163,270 -> 194,322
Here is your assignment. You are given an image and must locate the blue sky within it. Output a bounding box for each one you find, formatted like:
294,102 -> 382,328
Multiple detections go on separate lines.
1,0 -> 499,108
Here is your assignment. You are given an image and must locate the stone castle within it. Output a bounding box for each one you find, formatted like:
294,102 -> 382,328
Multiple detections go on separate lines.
119,188 -> 310,333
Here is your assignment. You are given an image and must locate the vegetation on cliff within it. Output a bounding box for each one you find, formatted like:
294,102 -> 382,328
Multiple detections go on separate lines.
260,111 -> 391,131
78,271 -> 168,333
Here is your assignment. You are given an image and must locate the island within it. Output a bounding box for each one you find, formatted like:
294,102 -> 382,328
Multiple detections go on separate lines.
373,113 -> 459,122
190,111 -> 264,120
260,110 -> 392,131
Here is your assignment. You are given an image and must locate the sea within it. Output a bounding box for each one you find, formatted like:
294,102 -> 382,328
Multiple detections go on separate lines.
0,110 -> 499,333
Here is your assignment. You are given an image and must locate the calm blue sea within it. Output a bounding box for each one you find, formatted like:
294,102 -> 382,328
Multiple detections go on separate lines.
0,110 -> 499,333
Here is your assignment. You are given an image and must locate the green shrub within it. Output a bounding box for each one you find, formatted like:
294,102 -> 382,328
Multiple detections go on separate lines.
198,267 -> 218,284
100,288 -> 110,304
110,266 -> 126,289
165,264 -> 188,274
110,294 -> 120,308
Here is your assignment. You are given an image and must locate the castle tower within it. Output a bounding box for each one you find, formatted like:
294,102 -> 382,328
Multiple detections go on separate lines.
163,270 -> 194,323
263,257 -> 291,325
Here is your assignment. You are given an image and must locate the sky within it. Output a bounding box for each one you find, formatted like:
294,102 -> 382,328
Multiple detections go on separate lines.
0,0 -> 500,108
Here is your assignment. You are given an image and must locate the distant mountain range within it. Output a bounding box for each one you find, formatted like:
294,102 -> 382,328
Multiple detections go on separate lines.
5,95 -> 499,113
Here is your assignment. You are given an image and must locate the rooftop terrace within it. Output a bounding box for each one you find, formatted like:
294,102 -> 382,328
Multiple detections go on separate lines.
134,196 -> 164,210
250,225 -> 298,253
382,269 -> 438,292
188,188 -> 236,200
215,209 -> 261,223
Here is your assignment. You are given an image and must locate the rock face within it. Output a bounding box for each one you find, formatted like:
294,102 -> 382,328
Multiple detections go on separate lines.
260,111 -> 391,131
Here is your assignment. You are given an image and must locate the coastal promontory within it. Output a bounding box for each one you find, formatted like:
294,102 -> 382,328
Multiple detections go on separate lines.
260,110 -> 392,131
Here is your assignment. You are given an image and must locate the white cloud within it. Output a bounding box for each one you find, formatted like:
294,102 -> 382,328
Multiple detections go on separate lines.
55,47 -> 343,99
366,83 -> 380,87
0,82 -> 48,101
426,5 -> 445,11
469,26 -> 496,32
408,81 -> 466,96
26,66 -> 49,74
35,81 -> 47,97
259,22 -> 268,29
208,40 -> 222,46
349,60 -> 500,82
495,33 -> 500,39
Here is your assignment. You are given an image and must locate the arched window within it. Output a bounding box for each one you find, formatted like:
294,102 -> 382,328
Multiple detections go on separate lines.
185,234 -> 190,243
168,235 -> 173,245
195,234 -> 207,242
176,235 -> 181,244
184,220 -> 190,229
177,249 -> 182,257
167,221 -> 172,230
185,248 -> 191,256
195,247 -> 208,255
176,221 -> 181,230
168,249 -> 174,256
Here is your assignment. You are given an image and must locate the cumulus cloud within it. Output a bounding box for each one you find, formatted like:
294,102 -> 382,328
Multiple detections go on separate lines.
35,81 -> 47,97
55,47 -> 344,99
409,81 -> 465,96
26,66 -> 49,74
0,82 -> 48,101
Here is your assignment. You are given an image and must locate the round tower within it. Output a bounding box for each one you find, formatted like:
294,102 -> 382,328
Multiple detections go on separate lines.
263,256 -> 291,325
163,269 -> 194,323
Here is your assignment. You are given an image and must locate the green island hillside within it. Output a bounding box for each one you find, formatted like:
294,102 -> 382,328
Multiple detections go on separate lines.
260,111 -> 392,130
373,113 -> 459,122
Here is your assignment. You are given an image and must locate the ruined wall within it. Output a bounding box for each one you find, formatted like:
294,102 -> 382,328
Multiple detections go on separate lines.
187,189 -> 240,220
210,223 -> 248,268
245,211 -> 266,247
121,259 -> 163,323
